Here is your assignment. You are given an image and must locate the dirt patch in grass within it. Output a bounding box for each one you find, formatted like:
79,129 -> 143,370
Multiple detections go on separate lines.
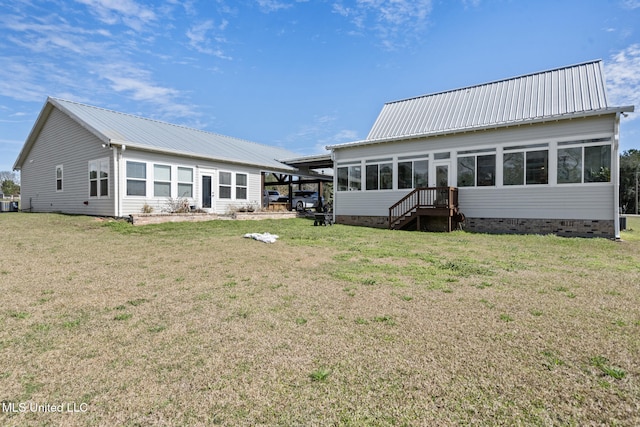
1,214 -> 639,426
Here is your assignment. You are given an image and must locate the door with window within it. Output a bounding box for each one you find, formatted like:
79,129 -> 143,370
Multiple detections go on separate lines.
433,159 -> 451,207
200,170 -> 216,211
434,162 -> 450,187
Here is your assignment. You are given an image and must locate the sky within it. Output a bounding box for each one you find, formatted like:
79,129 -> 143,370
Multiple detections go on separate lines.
1,0 -> 640,173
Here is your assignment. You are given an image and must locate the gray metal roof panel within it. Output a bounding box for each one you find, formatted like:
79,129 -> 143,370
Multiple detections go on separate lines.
364,60 -> 615,142
50,98 -> 299,171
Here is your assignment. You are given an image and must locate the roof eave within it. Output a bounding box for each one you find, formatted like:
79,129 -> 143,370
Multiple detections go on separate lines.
107,140 -> 298,173
326,107 -> 635,151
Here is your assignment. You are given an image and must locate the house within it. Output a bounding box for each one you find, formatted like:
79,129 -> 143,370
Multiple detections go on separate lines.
13,97 -> 324,217
327,60 -> 634,238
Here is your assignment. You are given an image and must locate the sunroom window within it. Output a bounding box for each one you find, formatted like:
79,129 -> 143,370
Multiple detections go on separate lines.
558,139 -> 611,184
365,159 -> 393,190
337,165 -> 361,191
398,158 -> 429,189
503,144 -> 548,186
457,150 -> 496,187
126,161 -> 146,196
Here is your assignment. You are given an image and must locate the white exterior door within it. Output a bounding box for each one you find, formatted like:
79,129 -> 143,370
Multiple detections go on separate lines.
433,160 -> 451,187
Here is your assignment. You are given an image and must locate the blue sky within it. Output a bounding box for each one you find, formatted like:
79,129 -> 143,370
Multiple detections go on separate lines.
1,0 -> 639,172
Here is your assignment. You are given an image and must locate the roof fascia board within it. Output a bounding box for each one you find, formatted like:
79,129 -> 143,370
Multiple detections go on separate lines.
327,106 -> 635,151
13,99 -> 53,170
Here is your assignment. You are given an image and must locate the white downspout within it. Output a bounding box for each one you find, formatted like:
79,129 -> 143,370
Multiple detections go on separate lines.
613,113 -> 621,240
331,150 -> 336,224
112,146 -> 119,217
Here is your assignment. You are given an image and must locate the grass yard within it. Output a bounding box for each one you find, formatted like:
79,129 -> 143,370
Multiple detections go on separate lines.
1,213 -> 639,426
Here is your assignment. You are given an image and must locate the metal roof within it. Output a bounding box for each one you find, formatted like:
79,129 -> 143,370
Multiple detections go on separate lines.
43,98 -> 300,171
329,60 -> 634,150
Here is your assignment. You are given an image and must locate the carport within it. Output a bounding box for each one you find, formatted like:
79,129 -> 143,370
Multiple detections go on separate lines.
262,153 -> 333,211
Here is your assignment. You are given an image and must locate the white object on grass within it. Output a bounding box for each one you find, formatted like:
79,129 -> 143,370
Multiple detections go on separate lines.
243,232 -> 279,243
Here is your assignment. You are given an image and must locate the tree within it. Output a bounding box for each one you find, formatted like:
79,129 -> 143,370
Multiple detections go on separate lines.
0,171 -> 21,197
620,149 -> 640,214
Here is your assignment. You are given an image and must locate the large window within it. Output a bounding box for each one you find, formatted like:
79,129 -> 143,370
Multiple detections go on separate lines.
126,161 -> 146,196
558,139 -> 611,184
337,164 -> 361,191
457,150 -> 496,187
89,158 -> 109,197
154,164 -> 171,197
236,173 -> 247,199
219,171 -> 232,199
218,171 -> 247,199
503,144 -> 548,185
56,165 -> 63,192
398,157 -> 428,189
177,167 -> 193,197
365,159 -> 392,190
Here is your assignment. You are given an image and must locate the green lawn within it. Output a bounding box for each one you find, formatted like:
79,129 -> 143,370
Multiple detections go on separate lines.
1,213 -> 639,426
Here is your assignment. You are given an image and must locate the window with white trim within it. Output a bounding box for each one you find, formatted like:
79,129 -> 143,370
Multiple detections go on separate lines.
55,165 -> 63,192
154,164 -> 171,197
457,149 -> 496,187
503,144 -> 548,186
219,171 -> 232,199
557,138 -> 611,184
177,167 -> 193,197
397,157 -> 428,189
236,173 -> 247,199
337,164 -> 361,191
365,159 -> 393,190
89,158 -> 109,197
126,161 -> 147,196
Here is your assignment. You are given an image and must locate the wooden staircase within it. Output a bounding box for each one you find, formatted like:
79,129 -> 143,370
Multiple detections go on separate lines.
389,187 -> 461,231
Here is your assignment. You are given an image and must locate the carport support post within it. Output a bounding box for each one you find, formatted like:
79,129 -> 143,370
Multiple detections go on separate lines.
261,172 -> 265,209
288,175 -> 293,210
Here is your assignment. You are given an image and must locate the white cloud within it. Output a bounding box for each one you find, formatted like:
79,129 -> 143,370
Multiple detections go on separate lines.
186,20 -> 232,59
0,60 -> 54,102
96,62 -> 199,120
256,0 -> 293,13
74,0 -> 157,31
332,0 -> 433,49
605,44 -> 640,119
621,0 -> 640,9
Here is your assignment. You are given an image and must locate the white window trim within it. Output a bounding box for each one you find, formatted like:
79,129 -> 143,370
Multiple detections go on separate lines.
365,159 -> 394,191
177,166 -> 194,198
55,165 -> 63,192
153,164 -> 172,198
125,160 -> 147,197
89,158 -> 110,198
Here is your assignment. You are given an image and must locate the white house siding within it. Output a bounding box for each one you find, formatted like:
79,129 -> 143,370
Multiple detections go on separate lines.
458,185 -> 613,220
118,150 -> 264,216
333,115 -> 617,231
19,108 -> 115,216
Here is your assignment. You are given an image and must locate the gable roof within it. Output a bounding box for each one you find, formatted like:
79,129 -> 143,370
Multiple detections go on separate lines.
14,98 -> 299,172
328,60 -> 634,150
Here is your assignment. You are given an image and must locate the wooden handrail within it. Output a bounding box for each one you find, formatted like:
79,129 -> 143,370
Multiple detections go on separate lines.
389,187 -> 458,228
